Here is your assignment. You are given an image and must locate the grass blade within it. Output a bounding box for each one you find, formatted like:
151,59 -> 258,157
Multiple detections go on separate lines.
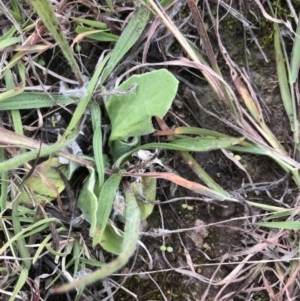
0,148 -> 8,211
114,137 -> 244,168
9,268 -> 28,301
29,0 -> 84,85
92,173 -> 122,246
0,92 -> 77,110
290,17 -> 300,84
99,5 -> 150,84
0,127 -> 80,172
274,22 -> 296,134
0,217 -> 56,255
61,53 -> 110,139
255,221 -> 300,230
91,102 -> 104,191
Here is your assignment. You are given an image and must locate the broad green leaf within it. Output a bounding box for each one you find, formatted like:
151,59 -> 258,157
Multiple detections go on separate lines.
110,136 -> 140,161
17,157 -> 68,205
101,177 -> 156,254
92,173 -> 122,246
100,223 -> 123,255
77,167 -> 98,237
107,69 -> 178,142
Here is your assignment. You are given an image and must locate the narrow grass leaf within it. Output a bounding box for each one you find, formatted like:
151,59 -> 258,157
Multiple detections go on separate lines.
32,234 -> 52,264
0,36 -> 21,50
255,221 -> 300,230
170,126 -> 234,138
10,83 -> 30,269
75,26 -> 118,42
9,268 -> 28,301
9,0 -> 22,21
0,26 -> 17,42
0,92 -> 77,110
274,22 -> 295,133
263,210 -> 293,220
61,53 -> 110,139
8,64 -> 25,137
17,224 -> 52,239
72,238 -> 81,278
247,201 -> 289,212
46,245 -> 72,257
72,17 -> 109,29
0,126 -> 94,170
90,102 -> 104,190
0,63 -> 25,102
290,19 -> 300,84
29,0 -> 84,85
92,173 -> 122,246
80,258 -> 104,267
0,149 -> 8,210
99,5 -> 150,84
12,196 -> 31,269
0,127 -> 80,172
104,0 -> 114,11
180,151 -> 229,196
0,218 -> 56,255
115,137 -> 244,168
